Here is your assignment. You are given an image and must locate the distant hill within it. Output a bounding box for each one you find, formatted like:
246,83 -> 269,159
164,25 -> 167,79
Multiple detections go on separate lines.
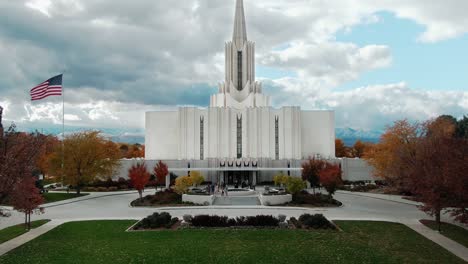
336,127 -> 382,146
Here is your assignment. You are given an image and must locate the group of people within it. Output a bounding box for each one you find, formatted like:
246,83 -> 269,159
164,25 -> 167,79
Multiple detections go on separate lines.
204,180 -> 256,196
205,182 -> 230,196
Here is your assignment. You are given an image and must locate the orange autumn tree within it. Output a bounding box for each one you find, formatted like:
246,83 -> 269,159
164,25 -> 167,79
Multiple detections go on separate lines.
352,140 -> 372,158
49,131 -> 120,194
335,139 -> 349,158
36,134 -> 60,181
363,120 -> 421,190
129,162 -> 150,199
319,162 -> 342,198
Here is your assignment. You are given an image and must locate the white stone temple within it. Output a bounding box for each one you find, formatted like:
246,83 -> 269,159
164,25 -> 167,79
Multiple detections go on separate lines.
144,0 -> 336,184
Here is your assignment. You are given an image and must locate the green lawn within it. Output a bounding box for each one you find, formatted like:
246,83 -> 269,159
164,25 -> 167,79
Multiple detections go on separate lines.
0,220 -> 464,264
42,192 -> 89,204
420,219 -> 468,248
0,220 -> 50,244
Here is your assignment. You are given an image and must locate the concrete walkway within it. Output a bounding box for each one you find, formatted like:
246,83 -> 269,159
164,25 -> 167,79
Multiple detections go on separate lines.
404,219 -> 468,262
0,220 -> 65,256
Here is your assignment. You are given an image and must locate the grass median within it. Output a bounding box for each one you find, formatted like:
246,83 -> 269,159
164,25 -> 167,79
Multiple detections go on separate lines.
0,220 -> 50,244
0,220 -> 464,263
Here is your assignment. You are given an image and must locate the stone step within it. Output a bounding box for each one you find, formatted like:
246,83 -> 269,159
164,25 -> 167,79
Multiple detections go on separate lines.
213,196 -> 261,206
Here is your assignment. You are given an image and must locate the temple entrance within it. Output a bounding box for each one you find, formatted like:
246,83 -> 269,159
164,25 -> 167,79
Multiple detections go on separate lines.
223,171 -> 252,185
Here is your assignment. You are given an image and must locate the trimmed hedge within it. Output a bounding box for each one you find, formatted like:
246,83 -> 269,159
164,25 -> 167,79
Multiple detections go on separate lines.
190,215 -> 280,227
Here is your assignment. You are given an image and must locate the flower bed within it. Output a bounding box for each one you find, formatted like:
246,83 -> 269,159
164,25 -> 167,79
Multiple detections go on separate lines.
287,191 -> 342,207
132,212 -> 179,230
131,190 -> 189,207
289,214 -> 336,230
189,215 -> 281,228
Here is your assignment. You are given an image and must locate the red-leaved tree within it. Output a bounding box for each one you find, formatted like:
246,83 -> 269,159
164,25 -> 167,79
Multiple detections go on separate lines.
302,158 -> 325,194
153,161 -> 168,190
129,162 -> 150,199
10,177 -> 45,230
319,162 -> 343,198
1,125 -> 44,217
405,119 -> 468,230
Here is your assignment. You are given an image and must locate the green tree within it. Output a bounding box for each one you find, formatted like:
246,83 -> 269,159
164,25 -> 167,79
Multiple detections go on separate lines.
50,131 -> 120,194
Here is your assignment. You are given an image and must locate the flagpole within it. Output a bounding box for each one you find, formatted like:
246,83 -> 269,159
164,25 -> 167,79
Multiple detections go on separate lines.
61,73 -> 65,187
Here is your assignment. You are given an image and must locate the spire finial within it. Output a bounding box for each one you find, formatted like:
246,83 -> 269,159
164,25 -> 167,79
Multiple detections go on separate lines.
233,0 -> 247,48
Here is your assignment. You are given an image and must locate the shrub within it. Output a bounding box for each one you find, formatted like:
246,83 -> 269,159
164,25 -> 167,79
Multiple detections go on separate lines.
119,185 -> 129,190
298,214 -> 334,229
286,177 -> 307,196
278,214 -> 287,222
191,215 -> 229,227
289,217 -> 299,227
273,173 -> 288,186
183,214 -> 192,222
244,215 -> 279,226
135,212 -> 178,229
108,187 -> 118,192
97,187 -> 108,192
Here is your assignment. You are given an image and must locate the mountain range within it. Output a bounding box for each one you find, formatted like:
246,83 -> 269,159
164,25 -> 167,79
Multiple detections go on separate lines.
11,123 -> 382,146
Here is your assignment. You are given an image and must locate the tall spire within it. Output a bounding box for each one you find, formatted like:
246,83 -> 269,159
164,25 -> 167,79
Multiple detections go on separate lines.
233,0 -> 247,49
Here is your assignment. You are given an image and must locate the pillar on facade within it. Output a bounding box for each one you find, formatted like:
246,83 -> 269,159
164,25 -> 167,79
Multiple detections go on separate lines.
165,175 -> 170,189
252,171 -> 257,186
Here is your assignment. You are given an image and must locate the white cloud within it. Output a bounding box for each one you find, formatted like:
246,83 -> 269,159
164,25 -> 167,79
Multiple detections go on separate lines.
267,80 -> 468,130
25,0 -> 52,17
1,0 -> 467,132
261,42 -> 392,88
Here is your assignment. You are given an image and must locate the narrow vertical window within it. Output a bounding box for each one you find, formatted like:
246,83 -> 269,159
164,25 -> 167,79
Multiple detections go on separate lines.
275,116 -> 279,160
237,51 -> 242,91
200,117 -> 204,160
237,115 -> 242,159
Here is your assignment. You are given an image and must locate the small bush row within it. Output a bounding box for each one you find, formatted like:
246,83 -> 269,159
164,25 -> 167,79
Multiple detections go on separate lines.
134,212 -> 179,230
190,215 -> 280,227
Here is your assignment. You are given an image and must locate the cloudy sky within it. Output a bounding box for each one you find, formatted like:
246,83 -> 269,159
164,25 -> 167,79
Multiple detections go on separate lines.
0,0 -> 467,134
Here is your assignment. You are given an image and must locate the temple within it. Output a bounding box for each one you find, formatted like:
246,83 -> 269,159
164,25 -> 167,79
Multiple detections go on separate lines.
143,0 -> 335,184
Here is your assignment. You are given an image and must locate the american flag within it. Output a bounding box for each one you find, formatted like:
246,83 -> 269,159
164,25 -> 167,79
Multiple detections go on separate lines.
30,74 -> 63,101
